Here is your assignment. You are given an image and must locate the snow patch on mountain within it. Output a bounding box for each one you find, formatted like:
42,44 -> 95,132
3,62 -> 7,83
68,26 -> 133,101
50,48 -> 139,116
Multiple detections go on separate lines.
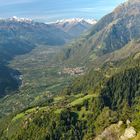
10,16 -> 32,22
55,18 -> 97,25
0,16 -> 33,23
50,18 -> 97,37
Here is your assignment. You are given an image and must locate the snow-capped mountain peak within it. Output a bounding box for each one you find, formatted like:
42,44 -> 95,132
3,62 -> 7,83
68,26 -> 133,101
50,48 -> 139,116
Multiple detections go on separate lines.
9,16 -> 32,23
55,18 -> 97,25
51,18 -> 97,38
0,16 -> 33,23
85,19 -> 97,24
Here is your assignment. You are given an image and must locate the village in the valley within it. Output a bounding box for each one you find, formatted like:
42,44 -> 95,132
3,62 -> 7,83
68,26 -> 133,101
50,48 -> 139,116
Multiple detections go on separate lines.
58,67 -> 85,76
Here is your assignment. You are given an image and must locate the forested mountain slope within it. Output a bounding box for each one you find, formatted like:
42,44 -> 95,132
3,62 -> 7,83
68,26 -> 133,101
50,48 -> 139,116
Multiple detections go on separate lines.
1,48 -> 140,140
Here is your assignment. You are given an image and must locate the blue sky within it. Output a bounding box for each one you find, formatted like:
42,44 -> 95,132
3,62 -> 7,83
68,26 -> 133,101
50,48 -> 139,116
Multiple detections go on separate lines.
0,0 -> 125,22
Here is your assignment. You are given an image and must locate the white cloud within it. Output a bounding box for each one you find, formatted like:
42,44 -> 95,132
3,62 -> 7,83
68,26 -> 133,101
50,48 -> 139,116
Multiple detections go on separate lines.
74,6 -> 115,13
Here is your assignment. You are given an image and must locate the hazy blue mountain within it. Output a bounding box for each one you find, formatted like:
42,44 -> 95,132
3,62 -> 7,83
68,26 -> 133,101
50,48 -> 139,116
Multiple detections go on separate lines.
51,18 -> 97,38
0,17 -> 72,46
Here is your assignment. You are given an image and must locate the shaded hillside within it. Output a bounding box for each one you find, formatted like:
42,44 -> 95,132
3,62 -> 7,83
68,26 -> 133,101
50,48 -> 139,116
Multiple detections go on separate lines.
0,18 -> 71,46
0,40 -> 36,97
0,39 -> 36,63
0,64 -> 21,97
98,67 -> 140,110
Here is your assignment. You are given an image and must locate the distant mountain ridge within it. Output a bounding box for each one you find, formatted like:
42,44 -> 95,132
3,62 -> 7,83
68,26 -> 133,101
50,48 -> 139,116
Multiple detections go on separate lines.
51,18 -> 97,37
0,17 -> 97,41
54,18 -> 97,25
0,17 -> 72,46
0,16 -> 32,23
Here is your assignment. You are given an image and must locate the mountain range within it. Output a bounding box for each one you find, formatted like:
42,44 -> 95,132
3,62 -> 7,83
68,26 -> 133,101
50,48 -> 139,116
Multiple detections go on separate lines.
0,17 -> 71,46
52,18 -> 97,37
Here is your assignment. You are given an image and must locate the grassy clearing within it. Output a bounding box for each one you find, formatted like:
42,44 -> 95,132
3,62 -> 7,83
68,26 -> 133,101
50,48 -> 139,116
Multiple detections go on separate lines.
74,94 -> 84,98
54,108 -> 64,114
12,106 -> 48,122
12,113 -> 25,122
54,96 -> 64,102
12,108 -> 36,122
70,94 -> 97,107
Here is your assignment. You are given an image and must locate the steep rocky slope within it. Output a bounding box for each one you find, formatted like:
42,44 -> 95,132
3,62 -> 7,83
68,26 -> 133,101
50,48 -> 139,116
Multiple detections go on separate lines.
59,0 -> 140,65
